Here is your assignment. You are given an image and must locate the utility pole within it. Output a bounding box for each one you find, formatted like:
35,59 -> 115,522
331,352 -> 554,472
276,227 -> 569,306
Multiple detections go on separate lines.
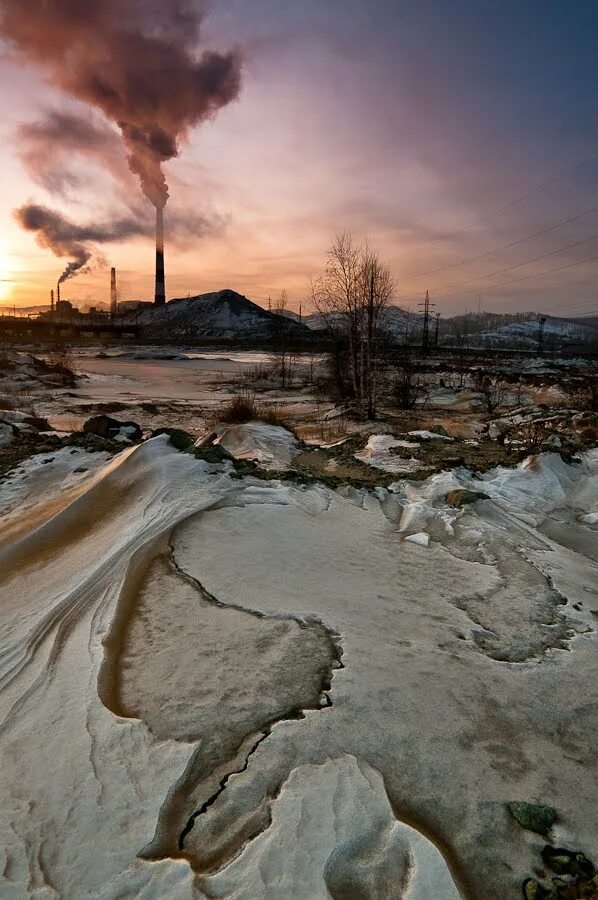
299,302 -> 302,326
538,316 -> 547,355
267,294 -> 272,312
418,290 -> 435,353
434,311 -> 441,347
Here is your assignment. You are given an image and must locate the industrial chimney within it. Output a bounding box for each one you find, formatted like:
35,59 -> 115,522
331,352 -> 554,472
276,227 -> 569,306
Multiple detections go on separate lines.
110,267 -> 117,318
154,207 -> 166,306
50,288 -> 54,317
57,282 -> 61,306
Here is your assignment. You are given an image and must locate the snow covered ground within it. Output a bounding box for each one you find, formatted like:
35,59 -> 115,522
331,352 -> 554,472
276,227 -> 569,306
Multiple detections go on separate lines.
0,429 -> 596,898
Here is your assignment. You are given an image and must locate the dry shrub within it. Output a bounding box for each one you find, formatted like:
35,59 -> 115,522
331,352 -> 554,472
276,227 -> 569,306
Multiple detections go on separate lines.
242,362 -> 273,383
297,417 -> 349,444
47,342 -> 76,379
569,378 -> 598,413
217,393 -> 260,424
211,392 -> 293,431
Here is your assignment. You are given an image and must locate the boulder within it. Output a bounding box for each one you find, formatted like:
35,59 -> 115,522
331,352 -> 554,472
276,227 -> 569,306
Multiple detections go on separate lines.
541,846 -> 594,878
151,427 -> 195,450
507,802 -> 556,835
0,422 -> 16,447
522,879 -> 549,900
0,410 -> 51,431
82,415 -> 142,443
445,489 -> 490,507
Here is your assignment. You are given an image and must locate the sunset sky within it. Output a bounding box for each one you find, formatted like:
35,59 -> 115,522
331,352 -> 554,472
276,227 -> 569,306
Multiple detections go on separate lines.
1,0 -> 597,316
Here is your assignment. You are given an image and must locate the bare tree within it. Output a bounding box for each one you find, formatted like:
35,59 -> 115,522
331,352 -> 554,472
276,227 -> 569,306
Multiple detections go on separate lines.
311,233 -> 395,418
270,289 -> 296,389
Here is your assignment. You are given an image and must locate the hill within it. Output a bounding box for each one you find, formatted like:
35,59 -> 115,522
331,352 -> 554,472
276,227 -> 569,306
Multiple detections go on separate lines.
300,305 -> 421,337
135,289 -> 314,341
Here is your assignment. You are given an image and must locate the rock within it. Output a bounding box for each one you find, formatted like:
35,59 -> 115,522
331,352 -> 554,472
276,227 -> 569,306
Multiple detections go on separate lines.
508,802 -> 557,835
62,432 -> 120,453
83,415 -> 142,443
443,456 -> 466,468
1,410 -> 51,430
0,422 -> 16,447
408,429 -> 454,442
541,846 -> 594,878
151,427 -> 195,450
445,489 -> 490,507
403,532 -> 430,547
193,444 -> 233,464
522,878 -> 549,899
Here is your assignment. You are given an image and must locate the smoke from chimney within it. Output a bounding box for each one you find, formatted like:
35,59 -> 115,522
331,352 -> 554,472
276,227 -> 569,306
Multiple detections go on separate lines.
155,208 -> 165,305
2,0 -> 243,283
15,204 -> 150,285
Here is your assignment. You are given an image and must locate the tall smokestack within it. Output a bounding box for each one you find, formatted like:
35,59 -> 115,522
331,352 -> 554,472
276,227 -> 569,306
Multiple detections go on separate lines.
154,207 -> 165,306
110,266 -> 117,318
57,282 -> 61,305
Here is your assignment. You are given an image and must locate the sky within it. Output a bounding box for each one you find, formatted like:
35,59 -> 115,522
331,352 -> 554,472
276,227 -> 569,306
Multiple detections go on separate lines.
1,0 -> 598,317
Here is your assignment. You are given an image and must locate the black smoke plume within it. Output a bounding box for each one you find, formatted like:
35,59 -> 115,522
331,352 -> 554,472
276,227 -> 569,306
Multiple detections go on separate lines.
15,204 -> 150,283
17,111 -> 129,195
15,201 -> 225,283
1,0 -> 242,208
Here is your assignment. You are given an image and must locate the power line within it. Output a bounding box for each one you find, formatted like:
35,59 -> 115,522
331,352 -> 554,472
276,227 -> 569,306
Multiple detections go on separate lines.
540,295 -> 598,314
406,202 -> 598,279
439,231 -> 598,293
413,150 -> 598,250
500,152 -> 598,212
446,248 -> 598,298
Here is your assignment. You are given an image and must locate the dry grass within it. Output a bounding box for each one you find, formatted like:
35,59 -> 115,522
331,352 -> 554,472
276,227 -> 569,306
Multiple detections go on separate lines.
208,392 -> 294,431
295,416 -> 350,444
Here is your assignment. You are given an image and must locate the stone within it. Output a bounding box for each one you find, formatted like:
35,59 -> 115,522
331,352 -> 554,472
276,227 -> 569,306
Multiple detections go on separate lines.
445,488 -> 490,507
443,456 -> 466,467
193,444 -> 233,464
522,879 -> 549,900
83,415 -> 142,443
508,802 -> 557,835
150,427 -> 195,450
403,532 -> 430,547
540,846 -> 595,877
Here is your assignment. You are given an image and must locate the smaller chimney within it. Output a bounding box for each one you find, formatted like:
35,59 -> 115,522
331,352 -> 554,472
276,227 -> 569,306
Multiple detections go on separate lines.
110,267 -> 117,318
50,289 -> 54,316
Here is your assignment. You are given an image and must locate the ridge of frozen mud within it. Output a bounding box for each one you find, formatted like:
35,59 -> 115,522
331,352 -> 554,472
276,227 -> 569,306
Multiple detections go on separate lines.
0,436 -> 596,898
